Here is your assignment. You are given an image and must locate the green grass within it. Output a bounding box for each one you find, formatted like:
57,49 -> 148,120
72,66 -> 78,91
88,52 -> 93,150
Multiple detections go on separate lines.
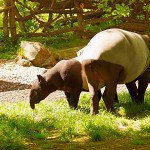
0,36 -> 18,59
0,91 -> 150,149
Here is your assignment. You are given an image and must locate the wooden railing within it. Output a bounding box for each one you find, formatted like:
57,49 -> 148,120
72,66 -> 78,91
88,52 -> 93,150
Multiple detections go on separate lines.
1,0 -> 150,39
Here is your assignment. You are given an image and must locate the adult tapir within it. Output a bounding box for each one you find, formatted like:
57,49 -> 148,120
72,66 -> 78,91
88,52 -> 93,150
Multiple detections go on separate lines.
29,28 -> 150,115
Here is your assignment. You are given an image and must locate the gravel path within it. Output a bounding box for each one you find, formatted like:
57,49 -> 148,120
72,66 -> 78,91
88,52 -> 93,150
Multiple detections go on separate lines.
1,60 -> 148,104
0,60 -> 66,103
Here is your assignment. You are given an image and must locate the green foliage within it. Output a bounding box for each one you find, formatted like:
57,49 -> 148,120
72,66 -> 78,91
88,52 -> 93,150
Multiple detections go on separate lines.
97,0 -> 113,13
25,20 -> 38,32
112,3 -> 131,18
140,116 -> 150,133
0,1 -> 3,6
0,36 -> 18,59
96,0 -> 149,20
143,4 -> 150,12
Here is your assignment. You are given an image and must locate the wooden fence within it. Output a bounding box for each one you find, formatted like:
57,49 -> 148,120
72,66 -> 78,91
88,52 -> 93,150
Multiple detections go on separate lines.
1,0 -> 150,39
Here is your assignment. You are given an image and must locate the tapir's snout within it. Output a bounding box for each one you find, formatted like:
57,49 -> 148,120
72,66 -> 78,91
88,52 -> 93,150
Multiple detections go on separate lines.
30,100 -> 35,109
29,89 -> 37,109
30,98 -> 42,109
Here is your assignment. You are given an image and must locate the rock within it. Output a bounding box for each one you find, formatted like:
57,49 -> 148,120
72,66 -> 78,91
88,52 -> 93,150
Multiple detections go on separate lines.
42,53 -> 59,68
17,58 -> 32,67
20,41 -> 59,68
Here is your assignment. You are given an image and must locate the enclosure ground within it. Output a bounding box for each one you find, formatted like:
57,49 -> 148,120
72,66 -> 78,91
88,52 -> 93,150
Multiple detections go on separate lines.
1,60 -> 150,150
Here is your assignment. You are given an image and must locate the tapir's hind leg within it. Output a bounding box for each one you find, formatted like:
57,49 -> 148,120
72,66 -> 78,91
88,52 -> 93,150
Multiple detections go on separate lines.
125,81 -> 138,102
83,59 -> 124,114
98,90 -> 102,101
136,67 -> 150,103
138,75 -> 148,103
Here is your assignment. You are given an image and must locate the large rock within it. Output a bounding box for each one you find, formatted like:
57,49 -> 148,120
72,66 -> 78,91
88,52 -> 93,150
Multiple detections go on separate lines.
20,41 -> 59,68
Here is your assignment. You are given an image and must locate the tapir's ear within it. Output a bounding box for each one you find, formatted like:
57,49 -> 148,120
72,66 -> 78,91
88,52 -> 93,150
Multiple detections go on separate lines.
37,75 -> 46,85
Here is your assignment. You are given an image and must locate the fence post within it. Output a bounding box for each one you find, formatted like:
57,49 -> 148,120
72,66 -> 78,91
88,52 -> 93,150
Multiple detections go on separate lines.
74,0 -> 84,37
3,0 -> 9,36
9,0 -> 16,39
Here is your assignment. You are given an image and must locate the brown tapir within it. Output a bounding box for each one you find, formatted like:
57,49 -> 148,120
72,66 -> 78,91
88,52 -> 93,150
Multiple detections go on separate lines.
30,59 -> 103,109
30,28 -> 150,115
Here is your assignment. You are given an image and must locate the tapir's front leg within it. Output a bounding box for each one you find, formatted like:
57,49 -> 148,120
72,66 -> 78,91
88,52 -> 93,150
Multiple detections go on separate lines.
64,91 -> 70,103
65,90 -> 101,111
68,89 -> 81,109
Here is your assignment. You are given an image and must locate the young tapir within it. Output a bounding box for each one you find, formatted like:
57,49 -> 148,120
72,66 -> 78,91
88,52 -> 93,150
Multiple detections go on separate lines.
30,28 -> 150,115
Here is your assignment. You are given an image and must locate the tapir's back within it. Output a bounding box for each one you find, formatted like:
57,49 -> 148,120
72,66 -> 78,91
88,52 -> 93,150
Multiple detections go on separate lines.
75,28 -> 150,83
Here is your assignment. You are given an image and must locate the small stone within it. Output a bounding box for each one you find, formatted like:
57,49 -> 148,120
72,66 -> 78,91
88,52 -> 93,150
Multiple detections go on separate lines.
17,59 -> 32,67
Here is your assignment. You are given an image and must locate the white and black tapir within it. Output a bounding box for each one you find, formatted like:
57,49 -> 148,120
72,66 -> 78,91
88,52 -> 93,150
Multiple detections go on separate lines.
29,28 -> 150,115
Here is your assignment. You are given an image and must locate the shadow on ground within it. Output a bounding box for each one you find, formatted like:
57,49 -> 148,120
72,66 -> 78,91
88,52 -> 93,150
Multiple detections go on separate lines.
0,80 -> 31,92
